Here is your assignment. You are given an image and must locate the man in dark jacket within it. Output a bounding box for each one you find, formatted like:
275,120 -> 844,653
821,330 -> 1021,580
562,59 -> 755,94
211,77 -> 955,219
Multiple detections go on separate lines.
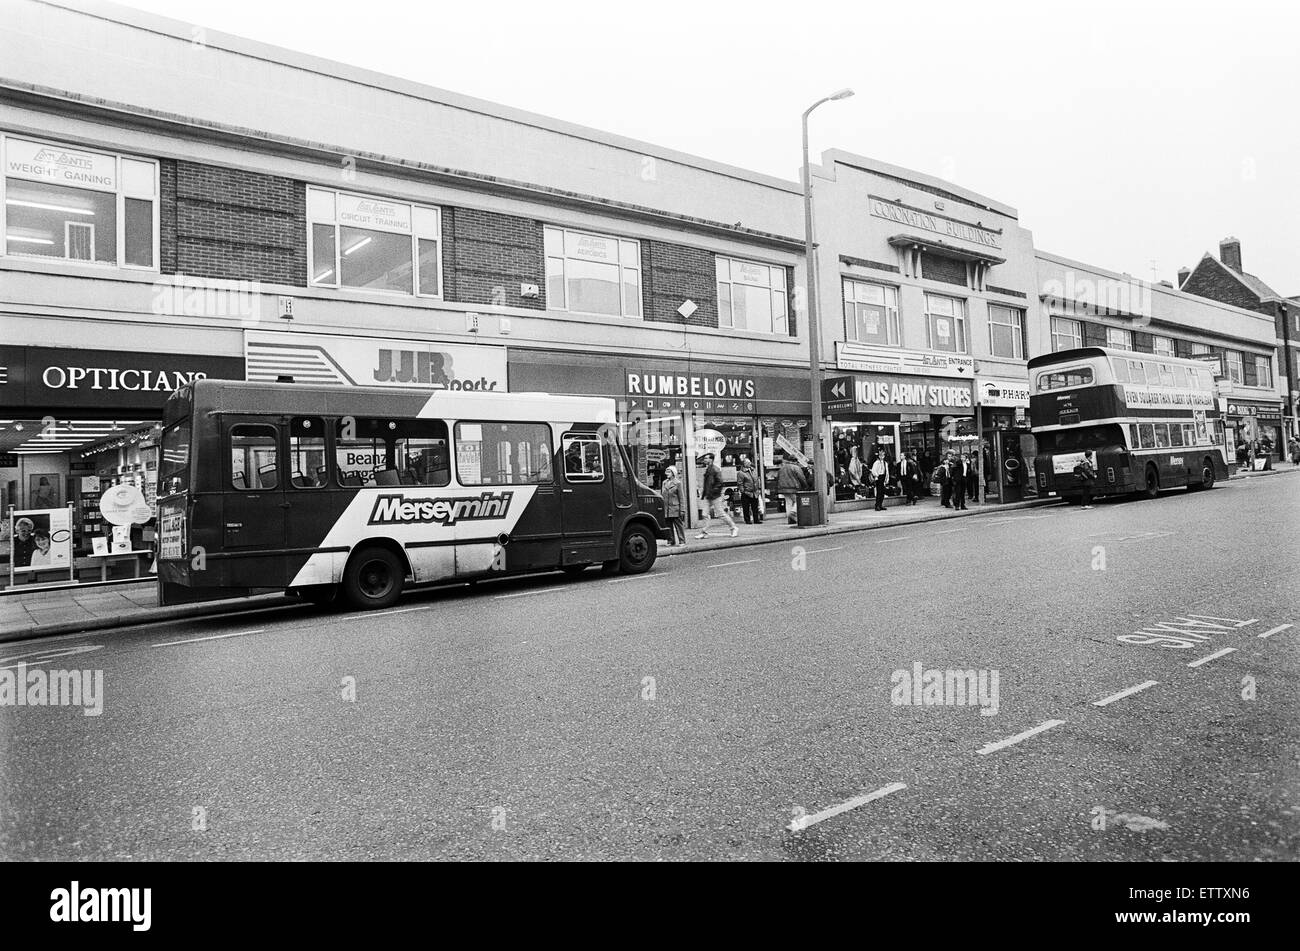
898,450 -> 919,505
950,452 -> 968,510
1074,450 -> 1097,509
696,453 -> 737,538
776,455 -> 810,524
737,459 -> 763,524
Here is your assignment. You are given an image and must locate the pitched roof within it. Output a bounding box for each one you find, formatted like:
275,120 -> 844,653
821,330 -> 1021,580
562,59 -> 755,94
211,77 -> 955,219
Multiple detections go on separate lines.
1193,253 -> 1285,304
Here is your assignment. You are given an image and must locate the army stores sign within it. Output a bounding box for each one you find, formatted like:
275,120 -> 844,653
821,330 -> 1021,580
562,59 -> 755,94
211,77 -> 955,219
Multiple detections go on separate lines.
823,373 -> 974,415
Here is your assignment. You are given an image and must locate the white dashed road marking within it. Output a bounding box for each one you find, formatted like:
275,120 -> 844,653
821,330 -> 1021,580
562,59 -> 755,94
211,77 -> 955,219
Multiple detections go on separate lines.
802,547 -> 844,554
494,586 -> 574,600
153,629 -> 265,648
787,782 -> 907,832
1258,624 -> 1293,639
706,559 -> 761,569
1187,647 -> 1237,668
1093,680 -> 1159,707
977,719 -> 1066,755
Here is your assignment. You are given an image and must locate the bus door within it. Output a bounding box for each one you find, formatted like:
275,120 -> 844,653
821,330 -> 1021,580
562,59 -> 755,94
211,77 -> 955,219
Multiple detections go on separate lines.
222,418 -> 288,586
559,431 -> 615,564
283,415 -> 339,586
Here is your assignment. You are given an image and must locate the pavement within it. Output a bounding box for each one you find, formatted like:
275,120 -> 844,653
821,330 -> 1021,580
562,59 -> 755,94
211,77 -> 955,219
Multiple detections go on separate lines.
0,471 -> 1296,860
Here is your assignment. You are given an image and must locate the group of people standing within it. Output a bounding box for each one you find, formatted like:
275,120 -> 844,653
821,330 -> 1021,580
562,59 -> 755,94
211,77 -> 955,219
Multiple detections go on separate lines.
836,446 -> 979,511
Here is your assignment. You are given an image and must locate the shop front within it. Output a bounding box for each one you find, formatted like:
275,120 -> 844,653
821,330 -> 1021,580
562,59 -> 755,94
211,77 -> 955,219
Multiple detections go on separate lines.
510,351 -> 812,524
1224,398 -> 1285,467
0,344 -> 245,587
976,377 -> 1037,502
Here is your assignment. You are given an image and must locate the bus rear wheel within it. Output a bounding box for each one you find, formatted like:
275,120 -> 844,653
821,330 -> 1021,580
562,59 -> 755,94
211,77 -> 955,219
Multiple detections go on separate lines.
618,523 -> 657,575
1142,465 -> 1159,499
1190,458 -> 1215,491
343,547 -> 404,610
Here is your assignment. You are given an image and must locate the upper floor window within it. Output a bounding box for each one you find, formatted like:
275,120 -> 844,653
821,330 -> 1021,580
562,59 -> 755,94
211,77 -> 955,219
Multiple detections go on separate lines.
308,188 -> 441,296
1189,341 -> 1211,356
1226,350 -> 1244,385
1152,335 -> 1174,357
1106,327 -> 1133,351
717,257 -> 788,335
1051,317 -> 1082,352
988,305 -> 1025,359
1254,355 -> 1273,388
924,293 -> 966,353
843,279 -> 899,346
545,226 -> 641,318
1,135 -> 157,270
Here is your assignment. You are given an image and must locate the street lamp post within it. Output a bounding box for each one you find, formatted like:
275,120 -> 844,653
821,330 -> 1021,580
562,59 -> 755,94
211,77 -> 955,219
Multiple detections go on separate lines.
802,88 -> 853,526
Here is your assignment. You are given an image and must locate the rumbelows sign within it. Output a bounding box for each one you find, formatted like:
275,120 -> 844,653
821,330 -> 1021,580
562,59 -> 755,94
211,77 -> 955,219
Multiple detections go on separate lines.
367,492 -> 513,526
626,372 -> 756,399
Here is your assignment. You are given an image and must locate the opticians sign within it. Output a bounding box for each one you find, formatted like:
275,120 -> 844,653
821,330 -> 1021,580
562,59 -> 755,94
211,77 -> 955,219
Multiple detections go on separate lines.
5,137 -> 117,191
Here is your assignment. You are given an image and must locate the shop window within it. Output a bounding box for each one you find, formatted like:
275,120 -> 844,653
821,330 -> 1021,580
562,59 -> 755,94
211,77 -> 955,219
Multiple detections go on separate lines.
1051,317 -> 1082,352
988,305 -> 1025,359
718,257 -> 788,335
925,294 -> 967,353
231,425 -> 278,490
1225,351 -> 1244,385
561,433 -> 604,482
1254,356 -> 1272,388
458,421 -> 552,485
843,279 -> 899,346
1106,327 -> 1133,351
2,136 -> 157,270
545,226 -> 641,318
308,188 -> 441,296
289,417 -> 327,489
1153,335 -> 1174,357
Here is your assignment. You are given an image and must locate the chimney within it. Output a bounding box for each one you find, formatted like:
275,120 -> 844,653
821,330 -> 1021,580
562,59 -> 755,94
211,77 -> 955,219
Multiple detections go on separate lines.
1219,237 -> 1242,272
1177,266 -> 1190,287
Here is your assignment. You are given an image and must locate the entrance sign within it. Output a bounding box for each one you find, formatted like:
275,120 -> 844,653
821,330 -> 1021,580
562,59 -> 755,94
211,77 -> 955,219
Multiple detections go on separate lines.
837,341 -> 974,379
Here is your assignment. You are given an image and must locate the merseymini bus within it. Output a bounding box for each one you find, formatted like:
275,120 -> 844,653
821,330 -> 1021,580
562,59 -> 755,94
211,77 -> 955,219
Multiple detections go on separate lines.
1029,346 -> 1229,503
156,379 -> 668,610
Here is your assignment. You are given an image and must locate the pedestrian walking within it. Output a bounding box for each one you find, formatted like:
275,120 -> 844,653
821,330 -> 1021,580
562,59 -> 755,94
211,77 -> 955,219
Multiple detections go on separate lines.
695,452 -> 738,538
870,450 -> 890,511
776,454 -> 810,524
1074,450 -> 1098,508
1289,436 -> 1299,465
660,465 -> 686,546
950,452 -> 968,510
737,458 -> 763,524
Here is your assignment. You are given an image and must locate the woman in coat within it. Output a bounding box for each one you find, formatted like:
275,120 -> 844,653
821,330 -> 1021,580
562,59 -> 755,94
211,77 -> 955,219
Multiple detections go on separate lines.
661,466 -> 687,546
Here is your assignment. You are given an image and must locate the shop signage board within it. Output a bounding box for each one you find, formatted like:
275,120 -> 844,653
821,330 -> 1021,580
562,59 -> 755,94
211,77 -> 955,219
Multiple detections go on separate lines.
5,138 -> 118,191
868,197 -> 1003,249
829,372 -> 974,415
245,331 -> 507,392
836,341 -> 974,379
624,369 -> 757,414
1226,401 -> 1283,423
976,378 -> 1030,407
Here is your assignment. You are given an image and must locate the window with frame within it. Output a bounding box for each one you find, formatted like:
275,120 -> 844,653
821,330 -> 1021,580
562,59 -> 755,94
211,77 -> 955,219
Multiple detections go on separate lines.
1226,351 -> 1244,385
289,417 -> 327,489
718,257 -> 788,335
1036,368 -> 1093,391
545,226 -> 640,318
230,425 -> 278,490
842,279 -> 899,346
308,188 -> 441,296
1189,342 -> 1211,356
1106,327 -> 1133,351
456,421 -> 552,486
1051,317 -> 1083,352
334,417 -> 450,487
1138,423 -> 1155,449
988,305 -> 1025,359
1254,356 -> 1272,388
2,135 -> 157,269
925,294 -> 966,353
1169,423 -> 1184,447
562,433 -> 605,483
1154,424 -> 1171,448
1152,335 -> 1174,357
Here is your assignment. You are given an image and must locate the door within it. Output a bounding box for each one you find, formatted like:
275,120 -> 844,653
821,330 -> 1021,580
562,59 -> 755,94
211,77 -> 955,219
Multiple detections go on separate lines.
222,418 -> 287,587
559,431 -> 615,564
283,415 -> 343,586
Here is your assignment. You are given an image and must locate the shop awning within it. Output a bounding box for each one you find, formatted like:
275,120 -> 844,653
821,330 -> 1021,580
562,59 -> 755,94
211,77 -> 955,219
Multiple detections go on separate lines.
887,234 -> 1006,266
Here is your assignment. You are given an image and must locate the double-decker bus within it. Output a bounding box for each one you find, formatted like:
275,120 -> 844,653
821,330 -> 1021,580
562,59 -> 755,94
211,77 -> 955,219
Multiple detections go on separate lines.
156,379 -> 667,610
1028,347 -> 1228,503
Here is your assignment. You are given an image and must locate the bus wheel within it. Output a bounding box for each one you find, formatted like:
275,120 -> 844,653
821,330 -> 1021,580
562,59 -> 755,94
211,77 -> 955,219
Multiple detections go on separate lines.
1192,458 -> 1215,490
1142,465 -> 1159,499
343,547 -> 404,610
618,524 -> 657,575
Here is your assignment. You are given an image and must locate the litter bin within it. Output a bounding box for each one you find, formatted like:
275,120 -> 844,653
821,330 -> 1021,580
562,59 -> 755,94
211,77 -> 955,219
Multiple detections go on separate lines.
795,490 -> 819,527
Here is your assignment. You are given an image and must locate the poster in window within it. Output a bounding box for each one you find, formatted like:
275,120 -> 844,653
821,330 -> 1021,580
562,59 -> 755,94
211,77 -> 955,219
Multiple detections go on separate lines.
29,473 -> 63,510
860,304 -> 883,337
935,318 -> 951,340
457,445 -> 482,484
10,508 -> 73,572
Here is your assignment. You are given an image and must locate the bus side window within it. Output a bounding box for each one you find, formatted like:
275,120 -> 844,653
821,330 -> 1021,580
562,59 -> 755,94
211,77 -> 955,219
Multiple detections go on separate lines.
231,424 -> 279,490
393,419 -> 450,487
1112,360 -> 1129,384
1154,424 -> 1171,448
1169,424 -> 1184,447
290,417 -> 327,489
335,417 -> 385,488
1139,424 -> 1155,449
456,422 -> 552,485
562,434 -> 604,482
1129,424 -> 1140,447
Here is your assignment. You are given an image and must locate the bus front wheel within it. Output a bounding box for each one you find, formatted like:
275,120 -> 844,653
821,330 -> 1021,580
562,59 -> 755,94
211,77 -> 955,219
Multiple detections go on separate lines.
343,547 -> 404,610
618,524 -> 657,575
1142,465 -> 1160,499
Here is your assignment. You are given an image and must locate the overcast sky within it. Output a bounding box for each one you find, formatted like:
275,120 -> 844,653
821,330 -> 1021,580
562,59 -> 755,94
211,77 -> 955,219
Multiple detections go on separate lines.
122,0 -> 1299,293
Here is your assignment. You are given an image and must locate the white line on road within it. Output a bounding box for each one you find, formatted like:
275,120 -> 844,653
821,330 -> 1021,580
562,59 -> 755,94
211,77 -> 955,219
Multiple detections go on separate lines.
1258,624 -> 1293,639
706,559 -> 761,569
876,535 -> 914,544
1187,647 -> 1237,668
494,586 -> 574,600
606,574 -> 662,584
802,546 -> 844,554
787,782 -> 907,832
358,605 -> 436,618
977,719 -> 1066,755
931,528 -> 968,535
1093,680 -> 1159,707
152,629 -> 265,648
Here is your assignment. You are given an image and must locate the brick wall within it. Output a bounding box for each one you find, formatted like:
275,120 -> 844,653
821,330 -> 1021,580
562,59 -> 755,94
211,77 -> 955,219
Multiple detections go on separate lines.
443,207 -> 545,310
163,161 -> 306,285
1180,260 -> 1263,313
643,241 -> 718,328
920,252 -> 968,287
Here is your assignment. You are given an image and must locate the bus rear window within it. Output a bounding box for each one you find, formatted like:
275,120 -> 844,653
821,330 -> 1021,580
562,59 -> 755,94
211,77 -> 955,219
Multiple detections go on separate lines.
160,420 -> 191,489
1036,367 -> 1093,391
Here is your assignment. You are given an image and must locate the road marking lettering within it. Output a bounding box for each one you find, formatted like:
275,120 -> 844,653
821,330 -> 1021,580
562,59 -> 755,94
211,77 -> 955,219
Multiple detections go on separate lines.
1093,681 -> 1159,707
1187,647 -> 1237,668
152,629 -> 265,648
1258,624 -> 1293,639
977,719 -> 1065,755
0,645 -> 103,669
1186,615 -> 1256,626
787,782 -> 907,832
